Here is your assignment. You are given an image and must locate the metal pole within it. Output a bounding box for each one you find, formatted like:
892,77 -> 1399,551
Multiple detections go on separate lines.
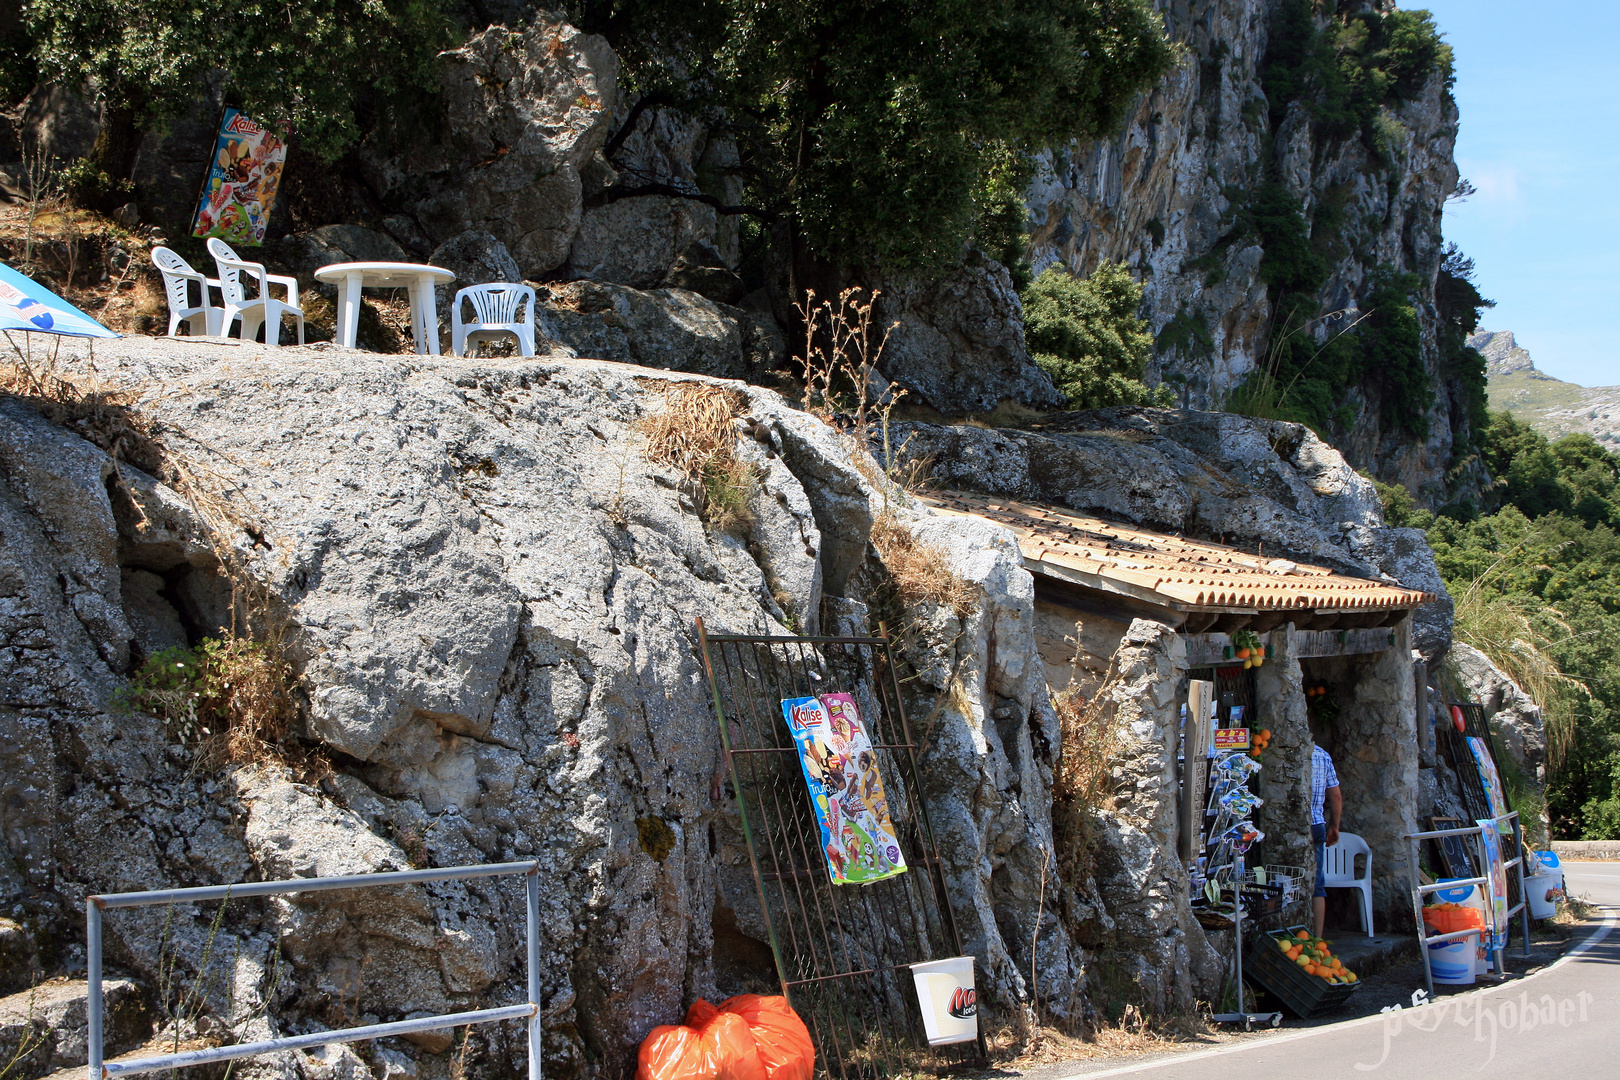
1233,854 -> 1245,1018
1513,814 -> 1530,955
87,898 -> 103,1080
1408,837 -> 1433,999
527,866 -> 543,1080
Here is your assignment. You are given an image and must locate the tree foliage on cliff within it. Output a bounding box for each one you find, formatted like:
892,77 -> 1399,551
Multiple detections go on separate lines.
1386,414 -> 1620,838
17,0 -> 454,176
577,0 -> 1178,270
1262,0 -> 1453,139
1022,264 -> 1171,410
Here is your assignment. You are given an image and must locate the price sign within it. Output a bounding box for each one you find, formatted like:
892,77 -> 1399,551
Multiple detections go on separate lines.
1213,727 -> 1251,750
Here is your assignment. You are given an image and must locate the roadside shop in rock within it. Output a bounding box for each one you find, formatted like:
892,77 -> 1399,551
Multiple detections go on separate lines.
922,490 -> 1435,930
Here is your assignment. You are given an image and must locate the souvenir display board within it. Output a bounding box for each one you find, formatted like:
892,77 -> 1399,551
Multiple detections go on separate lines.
698,622 -> 984,1079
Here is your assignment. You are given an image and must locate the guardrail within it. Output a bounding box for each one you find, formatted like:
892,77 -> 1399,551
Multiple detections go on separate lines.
1403,812 -> 1531,997
87,861 -> 544,1080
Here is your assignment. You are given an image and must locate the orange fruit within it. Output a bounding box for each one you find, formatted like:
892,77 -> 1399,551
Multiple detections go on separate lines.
1296,930 -> 1311,939
1236,648 -> 1251,659
1259,729 -> 1272,740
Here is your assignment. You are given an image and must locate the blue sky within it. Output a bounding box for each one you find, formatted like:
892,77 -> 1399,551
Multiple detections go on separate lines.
1421,0 -> 1619,387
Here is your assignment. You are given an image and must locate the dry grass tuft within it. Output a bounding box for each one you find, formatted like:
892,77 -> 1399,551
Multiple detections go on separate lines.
869,511 -> 974,618
638,382 -> 756,532
1448,549 -> 1588,772
987,1006 -> 1216,1068
1051,663 -> 1126,888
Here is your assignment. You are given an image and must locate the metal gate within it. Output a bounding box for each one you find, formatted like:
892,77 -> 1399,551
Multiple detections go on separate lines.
696,621 -> 984,1078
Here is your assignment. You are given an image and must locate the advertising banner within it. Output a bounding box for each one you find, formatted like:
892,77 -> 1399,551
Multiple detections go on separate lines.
1467,736 -> 1511,819
1476,816 -> 1510,952
191,107 -> 287,246
781,693 -> 907,885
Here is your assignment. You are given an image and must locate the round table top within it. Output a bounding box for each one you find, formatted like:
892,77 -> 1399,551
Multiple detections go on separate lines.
313,262 -> 456,289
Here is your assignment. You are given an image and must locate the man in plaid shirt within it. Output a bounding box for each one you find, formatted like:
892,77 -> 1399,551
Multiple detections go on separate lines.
1312,742 -> 1342,937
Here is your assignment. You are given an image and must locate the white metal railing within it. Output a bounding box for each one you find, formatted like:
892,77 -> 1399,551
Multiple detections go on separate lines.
1403,812 -> 1531,996
87,861 -> 544,1080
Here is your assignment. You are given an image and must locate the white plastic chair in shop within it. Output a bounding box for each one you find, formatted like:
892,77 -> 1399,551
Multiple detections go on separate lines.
1323,832 -> 1375,937
450,283 -> 537,357
149,247 -> 223,337
206,237 -> 305,346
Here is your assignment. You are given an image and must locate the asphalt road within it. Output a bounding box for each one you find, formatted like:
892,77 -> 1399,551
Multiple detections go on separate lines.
1047,863 -> 1620,1080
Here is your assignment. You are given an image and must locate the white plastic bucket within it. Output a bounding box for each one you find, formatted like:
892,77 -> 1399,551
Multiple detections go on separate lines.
1525,872 -> 1564,919
910,956 -> 978,1045
1430,931 -> 1477,985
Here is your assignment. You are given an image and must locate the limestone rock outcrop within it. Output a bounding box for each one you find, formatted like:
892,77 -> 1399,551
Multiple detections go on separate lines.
870,254 -> 1065,415
888,408 -> 1448,594
369,17 -> 620,279
540,281 -> 784,381
0,336 -> 1091,1079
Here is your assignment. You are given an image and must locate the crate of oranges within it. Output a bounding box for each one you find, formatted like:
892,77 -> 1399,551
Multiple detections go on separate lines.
1244,927 -> 1362,1017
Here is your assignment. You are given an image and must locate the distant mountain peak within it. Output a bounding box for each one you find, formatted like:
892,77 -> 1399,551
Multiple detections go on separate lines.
1469,329 -> 1535,377
1484,330 -> 1620,449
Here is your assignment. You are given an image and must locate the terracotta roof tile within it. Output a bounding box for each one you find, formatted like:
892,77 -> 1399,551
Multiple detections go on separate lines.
919,489 -> 1434,614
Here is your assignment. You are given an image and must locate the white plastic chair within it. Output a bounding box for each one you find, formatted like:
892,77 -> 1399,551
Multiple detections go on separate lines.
150,247 -> 224,337
207,237 -> 304,346
1323,832 -> 1375,937
450,283 -> 536,357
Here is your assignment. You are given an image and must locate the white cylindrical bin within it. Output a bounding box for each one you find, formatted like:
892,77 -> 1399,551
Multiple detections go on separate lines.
1525,873 -> 1563,919
909,956 -> 978,1045
1430,931 -> 1478,986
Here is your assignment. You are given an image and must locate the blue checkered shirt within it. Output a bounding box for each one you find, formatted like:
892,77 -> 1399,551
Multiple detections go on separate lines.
1311,744 -> 1340,826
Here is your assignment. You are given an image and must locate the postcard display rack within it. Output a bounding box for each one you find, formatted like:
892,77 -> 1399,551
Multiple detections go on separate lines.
1182,680 -> 1299,1028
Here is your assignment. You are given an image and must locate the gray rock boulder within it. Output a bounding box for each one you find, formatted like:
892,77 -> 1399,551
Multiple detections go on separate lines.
7,333 -> 1098,1074
279,225 -> 409,285
887,409 -> 1408,579
872,253 -> 1065,414
1448,643 -> 1548,786
394,17 -> 619,278
542,281 -> 782,380
565,195 -> 718,289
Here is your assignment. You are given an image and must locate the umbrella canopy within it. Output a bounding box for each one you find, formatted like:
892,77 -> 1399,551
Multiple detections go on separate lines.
0,261 -> 119,338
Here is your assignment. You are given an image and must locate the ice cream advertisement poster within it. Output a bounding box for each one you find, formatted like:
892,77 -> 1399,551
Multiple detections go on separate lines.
191,107 -> 286,246
1476,817 -> 1510,951
782,693 -> 908,885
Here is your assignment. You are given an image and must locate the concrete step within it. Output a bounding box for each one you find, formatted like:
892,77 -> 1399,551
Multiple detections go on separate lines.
0,978 -> 149,1080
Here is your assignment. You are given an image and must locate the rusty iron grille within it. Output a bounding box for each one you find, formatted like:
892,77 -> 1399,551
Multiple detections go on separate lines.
696,621 -> 985,1078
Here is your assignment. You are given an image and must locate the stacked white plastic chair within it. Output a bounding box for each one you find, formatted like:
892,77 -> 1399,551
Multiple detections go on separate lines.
150,247 -> 224,337
450,283 -> 537,357
206,237 -> 305,346
1322,832 -> 1375,936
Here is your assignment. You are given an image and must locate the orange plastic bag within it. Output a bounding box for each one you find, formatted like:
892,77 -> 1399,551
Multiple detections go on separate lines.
638,996 -> 812,1080
694,1011 -> 765,1080
719,996 -> 814,1080
637,1025 -> 704,1080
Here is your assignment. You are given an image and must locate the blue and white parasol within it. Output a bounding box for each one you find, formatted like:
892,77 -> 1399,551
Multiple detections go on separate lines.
0,261 -> 119,339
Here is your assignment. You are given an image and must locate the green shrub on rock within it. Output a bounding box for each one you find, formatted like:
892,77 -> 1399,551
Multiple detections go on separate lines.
1022,264 -> 1172,410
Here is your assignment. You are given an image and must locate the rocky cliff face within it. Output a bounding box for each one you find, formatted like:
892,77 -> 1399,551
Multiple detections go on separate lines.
0,336 -> 1122,1080
1025,0 -> 1471,498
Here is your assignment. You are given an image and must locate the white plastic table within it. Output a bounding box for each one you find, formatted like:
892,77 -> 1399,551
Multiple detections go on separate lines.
313,262 -> 455,355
